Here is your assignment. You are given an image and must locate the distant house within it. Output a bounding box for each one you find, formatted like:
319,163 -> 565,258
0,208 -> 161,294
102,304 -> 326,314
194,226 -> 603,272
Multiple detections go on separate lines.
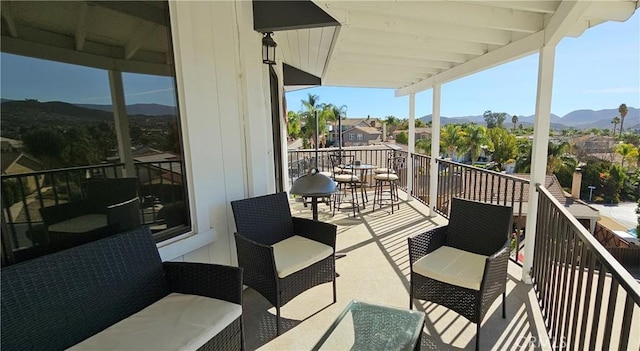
1,152 -> 45,194
343,126 -> 382,146
331,117 -> 381,143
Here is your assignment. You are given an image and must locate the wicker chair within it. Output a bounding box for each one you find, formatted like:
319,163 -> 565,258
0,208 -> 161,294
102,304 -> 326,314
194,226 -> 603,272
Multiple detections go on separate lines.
231,192 -> 337,335
408,197 -> 513,351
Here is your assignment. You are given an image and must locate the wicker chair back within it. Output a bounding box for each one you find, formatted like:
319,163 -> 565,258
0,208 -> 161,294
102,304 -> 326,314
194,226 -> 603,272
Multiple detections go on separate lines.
231,192 -> 294,246
445,197 -> 513,256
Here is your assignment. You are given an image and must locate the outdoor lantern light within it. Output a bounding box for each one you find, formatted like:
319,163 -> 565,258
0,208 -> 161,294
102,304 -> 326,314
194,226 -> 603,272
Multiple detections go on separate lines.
262,32 -> 277,65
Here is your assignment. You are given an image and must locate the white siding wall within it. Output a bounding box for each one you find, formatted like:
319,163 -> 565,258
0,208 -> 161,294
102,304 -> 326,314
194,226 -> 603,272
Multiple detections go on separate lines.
160,1 -> 275,265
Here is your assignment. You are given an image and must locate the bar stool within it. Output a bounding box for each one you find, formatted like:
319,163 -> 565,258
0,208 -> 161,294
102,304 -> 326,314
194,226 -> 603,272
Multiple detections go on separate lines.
330,154 -> 360,217
373,156 -> 405,214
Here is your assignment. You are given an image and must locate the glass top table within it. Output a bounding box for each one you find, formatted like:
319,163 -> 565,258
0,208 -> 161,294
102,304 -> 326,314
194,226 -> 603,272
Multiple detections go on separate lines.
312,300 -> 425,351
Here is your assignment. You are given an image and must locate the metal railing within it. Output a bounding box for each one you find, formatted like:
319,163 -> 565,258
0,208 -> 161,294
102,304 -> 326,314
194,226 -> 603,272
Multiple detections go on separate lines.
1,161 -> 186,251
533,184 -> 640,350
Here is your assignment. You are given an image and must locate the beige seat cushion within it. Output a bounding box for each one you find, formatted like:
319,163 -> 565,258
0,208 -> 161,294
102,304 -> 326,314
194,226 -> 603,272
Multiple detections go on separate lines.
272,235 -> 333,278
412,246 -> 487,291
373,168 -> 394,174
334,174 -> 359,183
374,173 -> 399,181
69,293 -> 242,351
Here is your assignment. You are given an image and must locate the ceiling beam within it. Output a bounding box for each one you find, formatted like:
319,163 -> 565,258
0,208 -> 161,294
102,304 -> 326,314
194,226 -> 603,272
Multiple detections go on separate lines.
89,1 -> 169,27
1,2 -> 19,38
582,1 -> 637,21
344,28 -> 488,56
467,1 -> 558,14
1,34 -> 172,76
326,1 -> 544,33
331,63 -> 441,76
395,31 -> 544,96
544,0 -> 593,46
338,43 -> 470,64
327,8 -> 512,45
124,22 -> 155,59
325,78 -> 413,89
334,53 -> 453,70
75,3 -> 90,51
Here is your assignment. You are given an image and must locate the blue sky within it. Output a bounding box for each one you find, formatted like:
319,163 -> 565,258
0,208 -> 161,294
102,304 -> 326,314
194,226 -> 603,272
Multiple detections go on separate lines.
286,11 -> 640,119
1,11 -> 638,118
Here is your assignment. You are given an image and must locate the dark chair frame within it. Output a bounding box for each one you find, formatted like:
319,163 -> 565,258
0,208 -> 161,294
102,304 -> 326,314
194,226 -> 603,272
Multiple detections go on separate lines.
408,197 -> 513,351
329,153 -> 362,217
231,192 -> 337,335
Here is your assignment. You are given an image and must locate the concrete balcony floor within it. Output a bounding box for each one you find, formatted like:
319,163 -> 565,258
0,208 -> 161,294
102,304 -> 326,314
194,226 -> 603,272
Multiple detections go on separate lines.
243,191 -> 550,350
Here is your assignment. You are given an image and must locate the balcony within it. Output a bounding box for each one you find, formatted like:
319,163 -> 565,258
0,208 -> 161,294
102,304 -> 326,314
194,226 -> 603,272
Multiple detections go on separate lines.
2,149 -> 639,349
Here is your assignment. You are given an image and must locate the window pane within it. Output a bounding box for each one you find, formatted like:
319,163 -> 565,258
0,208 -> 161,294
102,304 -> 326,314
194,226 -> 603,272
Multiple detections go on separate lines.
0,1 -> 188,265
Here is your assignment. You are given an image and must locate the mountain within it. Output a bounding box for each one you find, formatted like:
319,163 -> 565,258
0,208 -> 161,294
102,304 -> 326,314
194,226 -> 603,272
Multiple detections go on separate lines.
74,103 -> 177,116
416,107 -> 639,131
0,100 -> 176,136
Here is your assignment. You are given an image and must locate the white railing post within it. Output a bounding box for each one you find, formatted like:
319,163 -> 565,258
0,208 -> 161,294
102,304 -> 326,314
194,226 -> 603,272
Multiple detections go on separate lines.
407,92 -> 415,201
429,83 -> 441,218
523,45 -> 555,284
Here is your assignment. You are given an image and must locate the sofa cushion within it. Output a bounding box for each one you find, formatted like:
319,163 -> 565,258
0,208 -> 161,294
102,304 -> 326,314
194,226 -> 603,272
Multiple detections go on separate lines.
69,293 -> 242,351
412,246 -> 487,291
272,235 -> 333,278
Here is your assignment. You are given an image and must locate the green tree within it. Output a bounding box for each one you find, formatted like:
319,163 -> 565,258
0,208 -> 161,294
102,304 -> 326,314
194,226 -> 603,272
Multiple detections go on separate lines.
618,103 -> 628,134
395,131 -> 408,145
546,141 -> 570,174
487,128 -> 516,164
440,124 -> 463,159
615,143 -> 639,168
287,111 -> 301,138
611,116 -> 621,137
61,127 -> 101,166
603,164 -> 627,203
415,138 -> 431,155
383,115 -> 400,126
22,128 -> 67,167
483,110 -> 507,129
461,124 -> 489,165
511,115 -> 518,132
300,94 -> 326,148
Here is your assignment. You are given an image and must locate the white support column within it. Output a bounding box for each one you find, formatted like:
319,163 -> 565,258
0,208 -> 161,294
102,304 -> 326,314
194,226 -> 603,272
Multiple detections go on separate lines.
407,93 -> 415,201
523,45 -> 556,284
429,83 -> 441,218
108,70 -> 135,177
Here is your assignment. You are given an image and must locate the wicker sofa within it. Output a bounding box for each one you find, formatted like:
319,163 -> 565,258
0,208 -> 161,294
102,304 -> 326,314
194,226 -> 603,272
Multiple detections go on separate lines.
1,227 -> 244,351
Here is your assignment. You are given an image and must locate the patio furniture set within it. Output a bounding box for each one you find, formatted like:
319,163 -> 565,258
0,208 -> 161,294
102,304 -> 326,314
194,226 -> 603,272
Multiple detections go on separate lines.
1,227 -> 243,351
318,153 -> 406,217
1,190 -> 511,351
232,192 -> 513,350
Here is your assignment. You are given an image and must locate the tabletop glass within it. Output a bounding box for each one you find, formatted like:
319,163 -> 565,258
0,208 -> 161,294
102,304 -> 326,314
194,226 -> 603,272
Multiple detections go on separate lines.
312,300 -> 425,351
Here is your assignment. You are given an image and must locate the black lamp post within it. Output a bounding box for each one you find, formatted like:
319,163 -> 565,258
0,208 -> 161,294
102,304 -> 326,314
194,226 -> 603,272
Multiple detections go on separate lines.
290,111 -> 337,220
262,32 -> 277,65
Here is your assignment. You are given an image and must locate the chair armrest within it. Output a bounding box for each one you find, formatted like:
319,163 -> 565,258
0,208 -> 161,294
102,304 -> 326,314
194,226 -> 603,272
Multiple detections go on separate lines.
163,262 -> 243,305
106,198 -> 141,232
40,201 -> 91,226
408,226 -> 448,264
234,232 -> 278,291
479,239 -> 510,309
292,217 -> 337,249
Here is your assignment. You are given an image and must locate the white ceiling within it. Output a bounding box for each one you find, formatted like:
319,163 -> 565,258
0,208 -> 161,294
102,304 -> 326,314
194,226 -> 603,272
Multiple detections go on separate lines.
1,1 -> 173,76
310,0 -> 638,95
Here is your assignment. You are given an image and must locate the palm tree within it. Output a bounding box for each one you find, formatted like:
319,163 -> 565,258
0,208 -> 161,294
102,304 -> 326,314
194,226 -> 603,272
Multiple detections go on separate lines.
618,103 -> 628,134
615,143 -> 639,168
440,124 -> 463,159
611,116 -> 621,137
300,94 -> 324,148
512,115 -> 518,133
462,124 -> 489,165
546,141 -> 570,174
